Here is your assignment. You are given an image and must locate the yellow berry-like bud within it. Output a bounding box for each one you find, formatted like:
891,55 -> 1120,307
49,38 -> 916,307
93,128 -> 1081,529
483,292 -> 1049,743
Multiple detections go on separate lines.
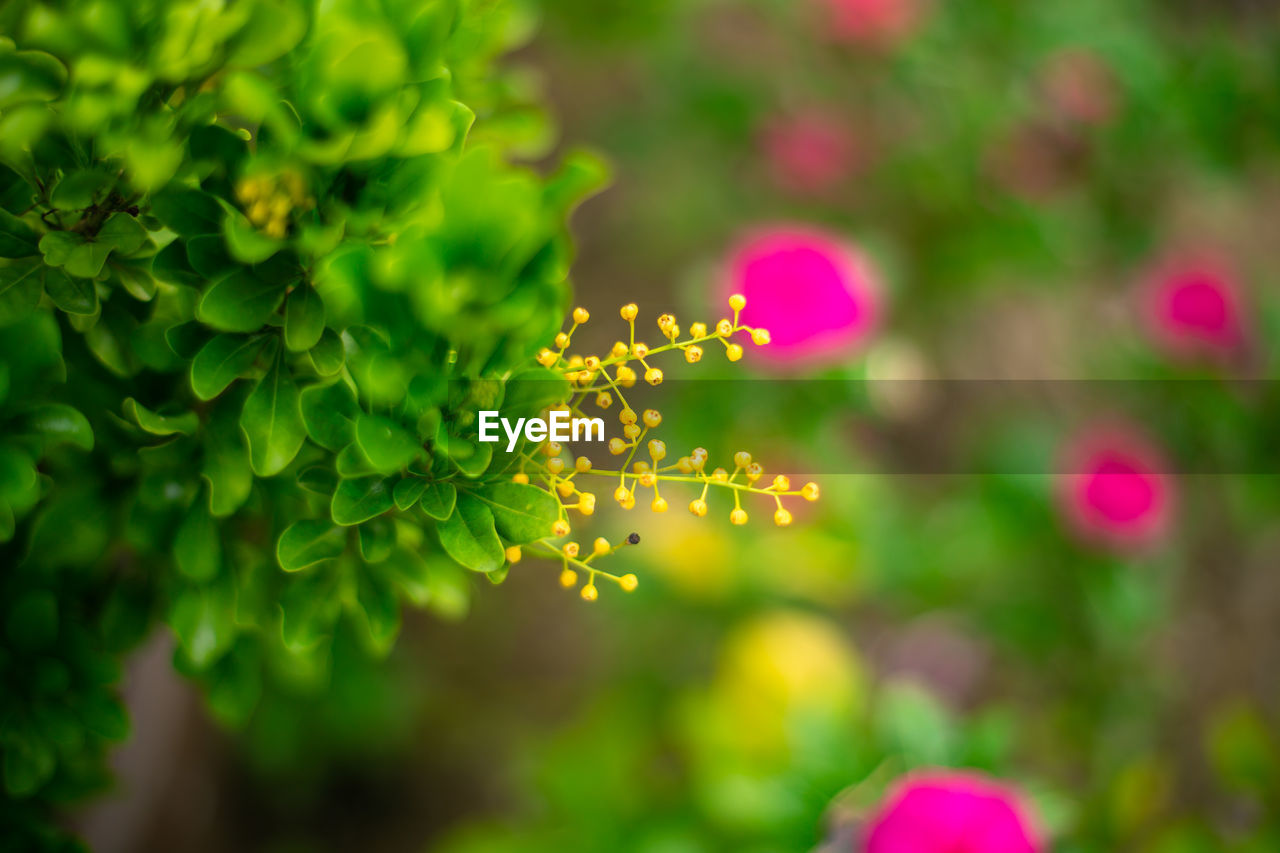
235,178 -> 259,203
593,537 -> 611,556
652,497 -> 668,512
575,456 -> 592,473
505,545 -> 522,563
564,541 -> 580,558
611,341 -> 629,358
642,409 -> 662,428
557,480 -> 575,497
543,441 -> 562,457
633,460 -> 651,474
745,463 -> 764,482
685,345 -> 703,363
712,467 -> 728,483
595,391 -> 613,409
620,494 -> 636,510
579,493 -> 596,515
554,332 -> 570,350
802,482 -> 820,501
751,328 -> 771,346
537,348 -> 558,367
633,342 -> 649,359
772,474 -> 791,491
676,456 -> 694,474
638,471 -> 656,488
616,365 -> 637,387
512,472 -> 530,484
668,324 -> 680,339
269,196 -> 291,218
573,307 -> 590,324
774,508 -> 793,527
645,367 -> 663,386
614,485 -> 631,503
689,498 -> 708,517
609,437 -> 627,455
726,343 -> 744,362
581,583 -> 598,601
619,573 -> 639,592
657,314 -> 676,335
648,439 -> 667,460
552,519 -> 571,537
547,457 -> 565,475
264,219 -> 288,240
584,355 -> 600,370
619,408 -> 637,425
690,447 -> 709,467
729,294 -> 746,312
620,303 -> 638,321
623,423 -> 641,440
560,568 -> 578,588
248,200 -> 270,224
716,319 -> 733,336
730,508 -> 748,525
734,451 -> 752,469
690,322 -> 708,338
567,355 -> 584,368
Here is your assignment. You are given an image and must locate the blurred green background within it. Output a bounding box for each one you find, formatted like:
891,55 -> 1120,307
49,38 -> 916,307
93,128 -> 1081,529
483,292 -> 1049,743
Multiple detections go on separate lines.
16,0 -> 1280,850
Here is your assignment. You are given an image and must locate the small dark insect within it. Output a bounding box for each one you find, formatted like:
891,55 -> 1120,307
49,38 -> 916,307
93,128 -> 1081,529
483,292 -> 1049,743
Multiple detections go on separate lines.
627,532 -> 640,545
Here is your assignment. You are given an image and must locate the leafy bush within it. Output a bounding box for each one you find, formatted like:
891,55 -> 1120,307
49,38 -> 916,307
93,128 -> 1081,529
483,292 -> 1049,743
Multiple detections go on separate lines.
0,0 -> 609,845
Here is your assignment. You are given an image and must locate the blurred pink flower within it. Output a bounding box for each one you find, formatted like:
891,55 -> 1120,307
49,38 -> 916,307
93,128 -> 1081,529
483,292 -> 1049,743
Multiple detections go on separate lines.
723,226 -> 882,367
1058,427 -> 1173,548
817,0 -> 925,46
1140,252 -> 1247,361
863,770 -> 1044,853
760,110 -> 859,194
1041,49 -> 1119,126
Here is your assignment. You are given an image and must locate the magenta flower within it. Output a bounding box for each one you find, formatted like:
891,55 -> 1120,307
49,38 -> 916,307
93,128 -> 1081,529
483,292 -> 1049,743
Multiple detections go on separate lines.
1140,252 -> 1247,361
722,226 -> 882,368
816,0 -> 925,47
760,110 -> 859,194
1057,427 -> 1173,548
863,770 -> 1044,853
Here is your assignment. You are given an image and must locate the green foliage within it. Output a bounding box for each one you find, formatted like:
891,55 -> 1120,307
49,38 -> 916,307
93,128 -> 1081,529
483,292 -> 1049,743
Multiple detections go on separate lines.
0,0 -> 603,845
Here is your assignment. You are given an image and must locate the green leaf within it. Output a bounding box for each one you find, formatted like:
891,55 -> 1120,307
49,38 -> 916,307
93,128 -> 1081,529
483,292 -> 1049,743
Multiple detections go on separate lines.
280,569 -> 340,652
38,230 -> 77,266
382,547 -> 433,606
502,366 -> 571,419
19,403 -> 93,451
202,399 -> 253,517
351,568 -> 400,656
277,519 -> 347,571
297,464 -> 338,496
165,321 -> 214,359
393,477 -> 427,511
299,380 -> 358,451
223,209 -> 280,263
284,283 -> 325,351
174,498 -> 221,582
150,188 -> 224,236
0,208 -> 39,257
227,0 -> 308,67
186,234 -> 237,279
197,268 -> 287,332
169,578 -> 236,670
331,476 -> 394,526
435,493 -> 503,573
0,50 -> 67,109
3,738 -> 55,797
309,326 -> 345,375
50,169 -> 113,210
357,516 -> 395,562
356,413 -> 423,473
418,481 -> 456,521
239,356 -> 306,476
190,333 -> 271,401
43,267 -> 98,315
124,397 -> 198,436
472,481 -> 560,543
0,261 -> 43,324
97,212 -> 147,254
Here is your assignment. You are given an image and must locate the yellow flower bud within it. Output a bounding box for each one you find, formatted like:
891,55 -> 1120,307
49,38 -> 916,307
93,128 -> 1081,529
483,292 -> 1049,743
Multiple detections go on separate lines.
690,322 -> 708,338
547,457 -> 565,475
573,307 -> 590,324
726,343 -> 744,362
560,568 -> 578,588
729,294 -> 746,312
575,456 -> 592,473
513,472 -> 530,484
552,519 -> 571,537
593,537 -> 611,556
633,342 -> 649,358
619,408 -> 637,425
537,348 -> 558,367
564,541 -> 580,558
642,409 -> 662,428
648,439 -> 666,460
685,345 -> 703,363
581,583 -> 598,601
734,451 -> 752,469
802,482 -> 820,501
652,497 -> 668,512
620,303 -> 638,321
751,328 -> 771,346
505,545 -> 522,563
554,332 -> 570,350
595,391 -> 613,409
689,498 -> 708,517
611,341 -> 629,358
730,508 -> 748,525
774,508 -> 793,527
578,493 -> 596,515
614,485 -> 631,503
619,573 -> 639,592
623,423 -> 641,440
644,367 -> 663,386
772,474 -> 791,491
609,437 -> 627,455
716,319 -> 733,336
